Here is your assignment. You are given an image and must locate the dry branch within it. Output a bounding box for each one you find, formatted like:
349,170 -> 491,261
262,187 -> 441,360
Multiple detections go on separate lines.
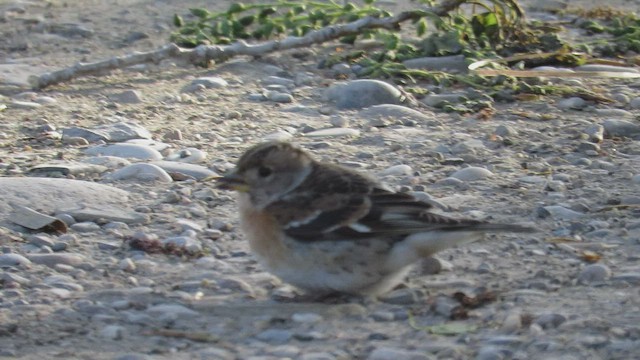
29,0 -> 466,90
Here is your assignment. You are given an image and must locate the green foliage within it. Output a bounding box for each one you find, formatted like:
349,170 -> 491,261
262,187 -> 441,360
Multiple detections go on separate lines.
169,1 -> 639,112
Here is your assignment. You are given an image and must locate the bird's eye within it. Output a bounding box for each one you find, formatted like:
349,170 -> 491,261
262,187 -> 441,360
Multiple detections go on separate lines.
258,166 -> 272,177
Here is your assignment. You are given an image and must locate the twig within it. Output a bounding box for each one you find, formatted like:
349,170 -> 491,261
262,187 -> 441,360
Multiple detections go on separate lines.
29,0 -> 466,89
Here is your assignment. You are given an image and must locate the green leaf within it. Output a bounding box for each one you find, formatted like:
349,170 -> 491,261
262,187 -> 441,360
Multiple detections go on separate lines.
416,19 -> 427,37
259,7 -> 277,18
238,15 -> 255,26
173,14 -> 184,27
189,8 -> 210,19
228,3 -> 246,14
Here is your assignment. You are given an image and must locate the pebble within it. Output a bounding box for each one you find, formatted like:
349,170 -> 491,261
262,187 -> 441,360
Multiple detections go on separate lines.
85,143 -> 163,161
629,97 -> 640,109
325,80 -> 402,109
106,163 -> 173,182
359,104 -> 434,124
304,128 -> 360,138
100,325 -> 125,340
557,97 -> 587,110
9,100 -> 42,109
534,313 -> 567,329
378,288 -> 420,305
191,76 -> 228,88
62,121 -> 152,142
402,55 -> 468,72
577,264 -> 612,284
150,161 -> 217,180
110,90 -> 143,104
611,272 -> 640,285
450,167 -> 494,181
27,253 -> 85,268
602,119 -> 640,138
422,94 -> 465,107
292,312 -> 323,323
165,147 -> 207,163
0,253 -> 32,267
266,91 -> 294,103
256,329 -> 293,344
368,347 -> 431,360
538,205 -> 584,220
379,164 -> 413,176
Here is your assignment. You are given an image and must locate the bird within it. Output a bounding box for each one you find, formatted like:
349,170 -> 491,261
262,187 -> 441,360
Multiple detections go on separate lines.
216,141 -> 535,297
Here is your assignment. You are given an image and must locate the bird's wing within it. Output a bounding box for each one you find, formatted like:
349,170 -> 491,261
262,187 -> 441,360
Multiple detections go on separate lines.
267,164 -> 535,242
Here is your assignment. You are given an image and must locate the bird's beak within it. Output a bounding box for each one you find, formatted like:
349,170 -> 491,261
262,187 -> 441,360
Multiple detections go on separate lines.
212,173 -> 250,192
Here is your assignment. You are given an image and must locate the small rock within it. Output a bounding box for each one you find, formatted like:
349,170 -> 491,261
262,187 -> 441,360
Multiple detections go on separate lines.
256,329 -> 293,344
292,313 -> 323,323
368,346 -> 431,360
379,164 -> 413,176
325,80 -> 402,109
191,76 -> 228,88
495,125 -> 517,137
266,91 -> 294,103
402,55 -> 468,73
304,128 -> 360,138
534,313 -> 566,329
378,288 -> 420,305
107,163 -> 173,182
577,264 -> 612,284
538,205 -> 584,220
450,167 -> 493,181
165,147 -> 207,163
557,97 -> 587,110
422,94 -> 465,107
602,119 -> 640,138
85,143 -> 163,161
110,90 -> 143,104
27,253 -> 85,268
0,254 -> 32,268
100,325 -> 125,340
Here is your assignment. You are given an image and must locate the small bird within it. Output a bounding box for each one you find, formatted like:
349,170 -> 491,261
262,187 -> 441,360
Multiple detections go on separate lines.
216,141 -> 535,297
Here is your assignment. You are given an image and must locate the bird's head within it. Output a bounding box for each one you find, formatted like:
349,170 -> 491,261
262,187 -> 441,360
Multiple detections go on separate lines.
216,141 -> 314,208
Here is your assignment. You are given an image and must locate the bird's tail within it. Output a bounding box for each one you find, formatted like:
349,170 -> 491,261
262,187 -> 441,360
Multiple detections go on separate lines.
385,223 -> 535,271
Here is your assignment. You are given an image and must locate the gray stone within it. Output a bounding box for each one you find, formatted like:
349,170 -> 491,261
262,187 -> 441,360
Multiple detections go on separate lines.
359,104 -> 434,124
379,164 -> 413,176
304,128 -> 360,138
611,272 -> 640,285
150,161 -> 217,180
325,80 -> 402,109
61,207 -> 148,225
27,253 -> 85,268
422,93 -> 465,107
379,288 -> 420,305
106,163 -> 173,182
576,64 -> 640,73
85,143 -> 163,161
403,55 -> 468,73
109,90 -> 143,104
256,329 -> 293,344
584,124 -> 604,142
191,76 -> 228,88
368,346 -> 431,360
62,120 -> 151,143
539,205 -> 584,220
450,167 -> 493,181
602,119 -> 640,138
0,253 -> 32,268
557,97 -> 587,110
577,264 -> 612,284
534,313 -> 567,329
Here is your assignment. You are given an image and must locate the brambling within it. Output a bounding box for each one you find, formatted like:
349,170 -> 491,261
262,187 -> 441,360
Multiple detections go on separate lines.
217,141 -> 535,297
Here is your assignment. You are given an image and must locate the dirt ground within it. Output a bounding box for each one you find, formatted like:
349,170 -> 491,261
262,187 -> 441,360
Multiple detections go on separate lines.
1,0 -> 640,359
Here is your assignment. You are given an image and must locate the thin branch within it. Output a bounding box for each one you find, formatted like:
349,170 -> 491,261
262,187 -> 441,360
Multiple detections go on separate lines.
29,0 -> 466,90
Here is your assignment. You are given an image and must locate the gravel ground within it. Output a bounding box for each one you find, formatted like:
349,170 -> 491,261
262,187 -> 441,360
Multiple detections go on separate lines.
1,0 -> 640,359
